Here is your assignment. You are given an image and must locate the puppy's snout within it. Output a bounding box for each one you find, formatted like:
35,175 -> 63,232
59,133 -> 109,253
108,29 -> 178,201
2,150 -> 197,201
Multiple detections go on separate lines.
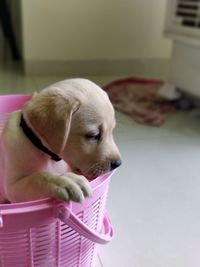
110,159 -> 122,171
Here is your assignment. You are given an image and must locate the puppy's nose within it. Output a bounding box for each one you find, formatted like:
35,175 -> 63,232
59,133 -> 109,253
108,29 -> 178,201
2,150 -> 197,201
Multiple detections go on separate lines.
110,159 -> 122,170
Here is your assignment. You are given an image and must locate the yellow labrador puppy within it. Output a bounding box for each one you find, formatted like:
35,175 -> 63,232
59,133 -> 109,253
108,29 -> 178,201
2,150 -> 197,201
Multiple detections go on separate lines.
0,79 -> 121,203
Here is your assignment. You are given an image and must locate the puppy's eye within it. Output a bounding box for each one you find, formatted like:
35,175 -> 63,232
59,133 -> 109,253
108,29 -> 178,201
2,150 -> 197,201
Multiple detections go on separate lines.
85,132 -> 101,141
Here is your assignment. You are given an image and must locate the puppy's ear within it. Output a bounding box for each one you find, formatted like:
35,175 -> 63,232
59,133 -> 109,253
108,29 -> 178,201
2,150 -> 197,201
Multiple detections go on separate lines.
23,92 -> 80,154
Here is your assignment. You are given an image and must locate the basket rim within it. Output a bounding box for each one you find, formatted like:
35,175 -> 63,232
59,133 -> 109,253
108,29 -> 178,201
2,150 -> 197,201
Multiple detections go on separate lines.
0,172 -> 113,213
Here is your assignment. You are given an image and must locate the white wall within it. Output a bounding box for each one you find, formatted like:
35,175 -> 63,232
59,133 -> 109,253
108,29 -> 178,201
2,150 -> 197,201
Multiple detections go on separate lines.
21,0 -> 171,75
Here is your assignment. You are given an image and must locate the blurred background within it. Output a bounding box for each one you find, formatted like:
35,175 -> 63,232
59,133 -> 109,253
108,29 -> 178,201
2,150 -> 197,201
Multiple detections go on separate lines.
0,0 -> 171,82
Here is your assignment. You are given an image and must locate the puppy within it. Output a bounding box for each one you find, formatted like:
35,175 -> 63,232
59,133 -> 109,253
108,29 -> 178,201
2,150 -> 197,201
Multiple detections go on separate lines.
0,79 -> 121,203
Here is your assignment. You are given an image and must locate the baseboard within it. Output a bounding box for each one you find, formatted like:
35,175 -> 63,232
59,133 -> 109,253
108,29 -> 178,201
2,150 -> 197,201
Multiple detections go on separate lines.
23,58 -> 169,78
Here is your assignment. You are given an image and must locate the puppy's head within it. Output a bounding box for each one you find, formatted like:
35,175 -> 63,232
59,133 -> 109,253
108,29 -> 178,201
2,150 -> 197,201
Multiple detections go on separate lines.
23,78 -> 121,179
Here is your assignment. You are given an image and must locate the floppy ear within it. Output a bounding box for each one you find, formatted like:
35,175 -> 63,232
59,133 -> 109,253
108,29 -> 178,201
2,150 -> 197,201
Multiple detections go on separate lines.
23,92 -> 80,154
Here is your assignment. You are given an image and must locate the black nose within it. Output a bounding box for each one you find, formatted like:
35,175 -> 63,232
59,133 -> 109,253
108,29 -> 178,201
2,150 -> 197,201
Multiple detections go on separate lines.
110,159 -> 122,170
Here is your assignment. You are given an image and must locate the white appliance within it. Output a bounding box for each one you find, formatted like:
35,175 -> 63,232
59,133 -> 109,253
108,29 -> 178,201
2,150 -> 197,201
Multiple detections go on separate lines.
161,0 -> 200,99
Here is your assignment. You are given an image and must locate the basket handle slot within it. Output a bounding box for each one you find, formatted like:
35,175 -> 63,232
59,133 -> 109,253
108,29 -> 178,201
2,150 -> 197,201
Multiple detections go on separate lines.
56,203 -> 113,244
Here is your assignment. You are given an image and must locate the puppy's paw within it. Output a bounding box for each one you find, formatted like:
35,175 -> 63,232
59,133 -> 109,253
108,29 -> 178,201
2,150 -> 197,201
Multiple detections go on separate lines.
50,173 -> 92,202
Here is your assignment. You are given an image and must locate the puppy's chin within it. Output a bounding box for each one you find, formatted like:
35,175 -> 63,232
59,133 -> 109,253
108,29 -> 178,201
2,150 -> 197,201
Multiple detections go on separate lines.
73,168 -> 97,181
81,169 -> 111,181
72,166 -> 109,181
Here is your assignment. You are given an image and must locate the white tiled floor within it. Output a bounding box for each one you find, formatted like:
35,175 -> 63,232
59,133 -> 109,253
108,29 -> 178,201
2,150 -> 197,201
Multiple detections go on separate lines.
1,60 -> 200,267
99,111 -> 200,267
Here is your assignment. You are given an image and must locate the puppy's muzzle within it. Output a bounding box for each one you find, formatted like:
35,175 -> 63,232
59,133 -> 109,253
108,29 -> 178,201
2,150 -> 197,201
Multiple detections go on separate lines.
110,159 -> 122,171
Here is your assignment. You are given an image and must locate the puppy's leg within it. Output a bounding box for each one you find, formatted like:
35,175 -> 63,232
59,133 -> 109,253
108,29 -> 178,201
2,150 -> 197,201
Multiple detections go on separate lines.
7,172 -> 92,203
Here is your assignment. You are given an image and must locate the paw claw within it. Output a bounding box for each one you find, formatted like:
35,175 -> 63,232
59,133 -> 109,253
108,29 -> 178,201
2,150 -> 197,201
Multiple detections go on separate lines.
50,173 -> 92,202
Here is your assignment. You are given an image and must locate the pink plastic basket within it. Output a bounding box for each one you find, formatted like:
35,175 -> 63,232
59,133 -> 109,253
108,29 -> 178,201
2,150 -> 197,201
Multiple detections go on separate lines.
0,95 -> 114,267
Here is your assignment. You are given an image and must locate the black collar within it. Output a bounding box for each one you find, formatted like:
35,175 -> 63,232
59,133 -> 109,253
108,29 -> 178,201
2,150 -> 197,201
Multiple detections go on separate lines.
20,114 -> 62,162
